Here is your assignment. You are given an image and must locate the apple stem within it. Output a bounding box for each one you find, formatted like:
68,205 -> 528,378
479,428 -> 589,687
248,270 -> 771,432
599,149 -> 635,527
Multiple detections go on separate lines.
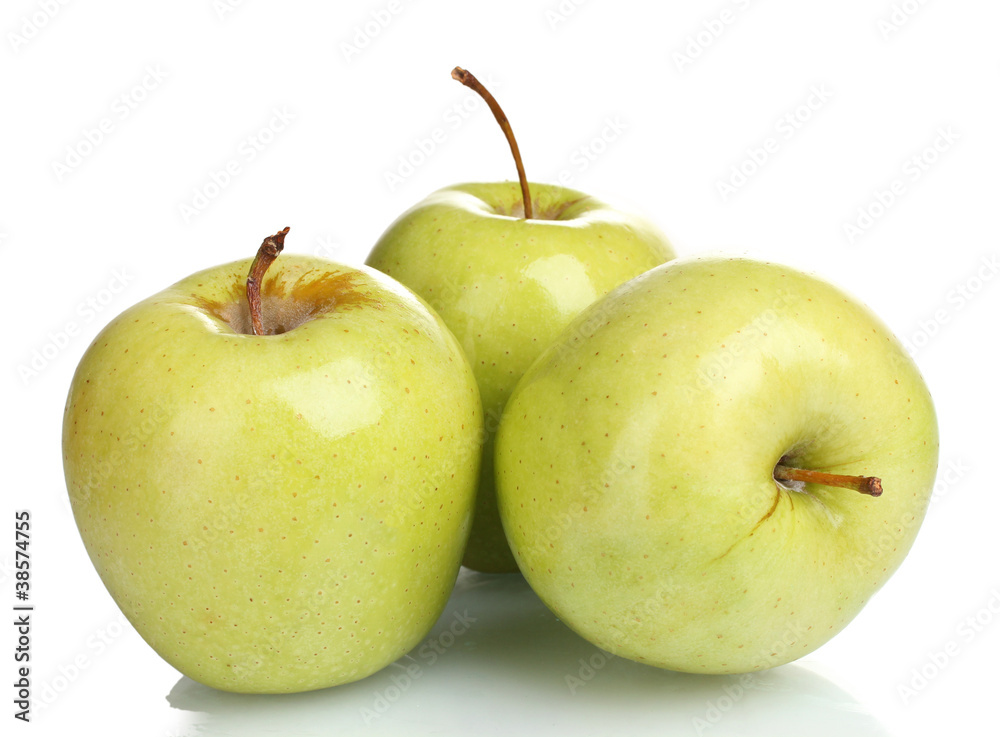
451,66 -> 533,220
247,227 -> 290,336
774,465 -> 883,497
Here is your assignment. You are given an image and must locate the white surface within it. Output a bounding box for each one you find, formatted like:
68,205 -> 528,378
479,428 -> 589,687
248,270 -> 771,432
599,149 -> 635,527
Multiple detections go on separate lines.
3,1 -> 998,735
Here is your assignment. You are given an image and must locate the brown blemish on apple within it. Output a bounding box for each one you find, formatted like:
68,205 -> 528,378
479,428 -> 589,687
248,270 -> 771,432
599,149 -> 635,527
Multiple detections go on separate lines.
194,269 -> 382,335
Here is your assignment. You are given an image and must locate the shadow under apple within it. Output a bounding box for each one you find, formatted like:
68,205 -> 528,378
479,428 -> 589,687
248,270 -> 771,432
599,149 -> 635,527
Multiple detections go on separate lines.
167,570 -> 891,736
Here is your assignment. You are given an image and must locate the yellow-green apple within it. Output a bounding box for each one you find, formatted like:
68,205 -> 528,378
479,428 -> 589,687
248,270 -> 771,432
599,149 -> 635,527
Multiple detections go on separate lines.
366,68 -> 675,572
495,256 -> 939,673
62,228 -> 483,693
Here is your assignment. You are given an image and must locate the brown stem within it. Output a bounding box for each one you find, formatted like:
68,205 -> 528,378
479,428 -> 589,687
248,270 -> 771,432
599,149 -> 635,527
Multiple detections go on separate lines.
451,66 -> 532,219
774,465 -> 883,497
247,227 -> 289,336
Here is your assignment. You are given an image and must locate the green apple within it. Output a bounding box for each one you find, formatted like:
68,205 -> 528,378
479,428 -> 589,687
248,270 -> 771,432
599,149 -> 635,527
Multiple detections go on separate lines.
62,228 -> 483,693
495,256 -> 938,673
366,68 -> 675,572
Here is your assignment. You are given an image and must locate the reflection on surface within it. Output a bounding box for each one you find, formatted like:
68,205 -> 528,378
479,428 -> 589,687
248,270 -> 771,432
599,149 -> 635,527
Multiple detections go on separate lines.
167,570 -> 891,736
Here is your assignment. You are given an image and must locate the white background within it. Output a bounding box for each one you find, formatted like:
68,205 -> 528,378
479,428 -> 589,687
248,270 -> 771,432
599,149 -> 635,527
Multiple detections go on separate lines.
3,0 -> 998,735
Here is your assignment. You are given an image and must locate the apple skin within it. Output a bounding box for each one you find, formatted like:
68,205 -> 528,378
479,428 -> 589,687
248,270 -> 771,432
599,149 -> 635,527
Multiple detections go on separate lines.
366,181 -> 674,572
62,255 -> 483,693
495,256 -> 939,673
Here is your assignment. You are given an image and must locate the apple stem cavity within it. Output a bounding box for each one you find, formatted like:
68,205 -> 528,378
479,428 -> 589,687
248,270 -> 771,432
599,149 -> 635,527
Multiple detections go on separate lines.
247,227 -> 290,336
451,66 -> 533,220
773,464 -> 883,497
